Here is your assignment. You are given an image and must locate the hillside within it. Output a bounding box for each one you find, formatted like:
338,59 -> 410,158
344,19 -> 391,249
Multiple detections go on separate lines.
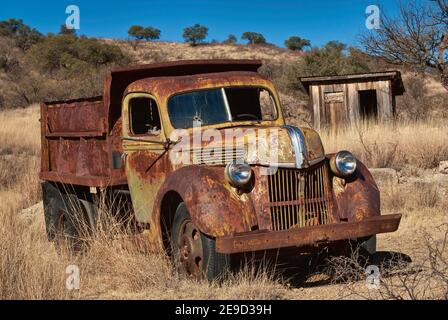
1,36 -> 448,299
103,39 -> 302,64
2,35 -> 447,126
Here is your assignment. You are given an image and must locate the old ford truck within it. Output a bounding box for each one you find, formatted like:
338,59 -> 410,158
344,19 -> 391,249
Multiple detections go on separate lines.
40,60 -> 401,280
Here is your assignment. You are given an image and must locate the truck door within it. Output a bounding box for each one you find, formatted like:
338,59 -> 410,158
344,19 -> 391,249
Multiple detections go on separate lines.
122,93 -> 167,223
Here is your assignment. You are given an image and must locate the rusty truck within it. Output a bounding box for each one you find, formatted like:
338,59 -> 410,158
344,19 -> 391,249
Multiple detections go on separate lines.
40,60 -> 401,280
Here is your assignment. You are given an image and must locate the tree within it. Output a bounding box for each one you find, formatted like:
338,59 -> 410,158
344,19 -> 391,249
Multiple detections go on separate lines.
241,32 -> 266,45
284,36 -> 310,51
0,18 -> 42,50
128,25 -> 160,40
361,0 -> 448,90
282,41 -> 372,92
128,25 -> 161,50
223,34 -> 237,44
183,24 -> 208,46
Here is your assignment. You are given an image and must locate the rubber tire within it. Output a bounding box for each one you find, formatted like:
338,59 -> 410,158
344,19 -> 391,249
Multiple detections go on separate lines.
171,203 -> 231,281
42,182 -> 87,251
357,235 -> 377,256
348,235 -> 377,266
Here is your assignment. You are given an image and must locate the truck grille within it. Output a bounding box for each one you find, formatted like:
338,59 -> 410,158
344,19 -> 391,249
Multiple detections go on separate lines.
268,163 -> 332,231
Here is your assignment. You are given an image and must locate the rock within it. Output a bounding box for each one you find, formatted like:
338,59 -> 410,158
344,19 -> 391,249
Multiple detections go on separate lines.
20,201 -> 45,228
433,173 -> 448,189
369,168 -> 399,186
439,161 -> 448,174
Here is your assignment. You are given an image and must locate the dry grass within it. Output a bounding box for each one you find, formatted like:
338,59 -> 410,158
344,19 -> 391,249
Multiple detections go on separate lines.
103,40 -> 301,65
319,119 -> 448,169
326,225 -> 448,300
0,105 -> 447,299
0,105 -> 287,299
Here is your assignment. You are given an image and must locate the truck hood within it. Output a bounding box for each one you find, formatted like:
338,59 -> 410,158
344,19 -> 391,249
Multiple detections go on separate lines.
170,125 -> 325,169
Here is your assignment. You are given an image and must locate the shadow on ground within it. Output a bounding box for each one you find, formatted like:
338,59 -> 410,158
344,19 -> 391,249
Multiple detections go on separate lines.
233,250 -> 414,289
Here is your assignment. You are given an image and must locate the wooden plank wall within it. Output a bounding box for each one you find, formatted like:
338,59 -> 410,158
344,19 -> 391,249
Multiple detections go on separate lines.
310,80 -> 393,129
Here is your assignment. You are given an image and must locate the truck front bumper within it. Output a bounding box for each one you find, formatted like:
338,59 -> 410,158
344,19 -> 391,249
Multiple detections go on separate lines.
216,214 -> 401,254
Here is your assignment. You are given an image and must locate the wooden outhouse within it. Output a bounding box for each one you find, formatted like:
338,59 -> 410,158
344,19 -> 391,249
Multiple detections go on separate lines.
300,71 -> 405,130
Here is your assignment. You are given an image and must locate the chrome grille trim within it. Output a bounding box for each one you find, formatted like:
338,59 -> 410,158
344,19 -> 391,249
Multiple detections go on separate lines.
283,125 -> 308,168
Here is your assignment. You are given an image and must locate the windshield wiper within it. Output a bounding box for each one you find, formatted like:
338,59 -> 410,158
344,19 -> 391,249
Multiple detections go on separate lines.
122,137 -> 182,150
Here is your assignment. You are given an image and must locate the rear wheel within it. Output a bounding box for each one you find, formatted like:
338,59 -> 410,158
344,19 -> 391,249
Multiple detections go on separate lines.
42,183 -> 91,251
171,203 -> 231,281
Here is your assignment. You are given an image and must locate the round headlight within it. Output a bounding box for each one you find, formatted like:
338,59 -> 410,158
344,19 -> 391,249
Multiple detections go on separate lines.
225,161 -> 252,187
331,151 -> 357,177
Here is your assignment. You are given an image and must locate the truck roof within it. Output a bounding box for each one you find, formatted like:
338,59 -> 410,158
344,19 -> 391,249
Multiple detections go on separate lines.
105,60 -> 262,131
125,71 -> 270,99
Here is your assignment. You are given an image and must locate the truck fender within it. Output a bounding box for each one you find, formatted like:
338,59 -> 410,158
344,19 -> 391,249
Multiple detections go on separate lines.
152,165 -> 256,239
332,158 -> 381,222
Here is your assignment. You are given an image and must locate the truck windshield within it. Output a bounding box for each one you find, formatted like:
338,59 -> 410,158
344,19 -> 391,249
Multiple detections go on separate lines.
167,87 -> 277,129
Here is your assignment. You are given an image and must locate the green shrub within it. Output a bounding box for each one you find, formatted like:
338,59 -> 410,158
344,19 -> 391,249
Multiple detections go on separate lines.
59,24 -> 77,36
183,24 -> 208,46
0,32 -> 130,108
276,42 -> 372,96
128,25 -> 161,41
241,32 -> 266,45
223,34 -> 237,44
0,18 -> 42,51
27,34 -> 129,75
284,36 -> 310,51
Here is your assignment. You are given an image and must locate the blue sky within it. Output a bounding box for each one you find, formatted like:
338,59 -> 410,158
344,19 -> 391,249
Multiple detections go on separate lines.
0,0 -> 406,48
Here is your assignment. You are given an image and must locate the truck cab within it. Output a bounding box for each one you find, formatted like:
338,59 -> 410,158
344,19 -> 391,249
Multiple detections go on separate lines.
40,60 -> 401,280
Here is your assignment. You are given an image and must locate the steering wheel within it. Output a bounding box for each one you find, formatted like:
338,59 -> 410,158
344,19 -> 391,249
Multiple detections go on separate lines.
234,113 -> 259,120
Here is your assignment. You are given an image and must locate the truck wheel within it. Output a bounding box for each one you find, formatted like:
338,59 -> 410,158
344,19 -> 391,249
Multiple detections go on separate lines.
42,183 -> 88,251
357,235 -> 377,256
348,235 -> 377,266
171,203 -> 231,281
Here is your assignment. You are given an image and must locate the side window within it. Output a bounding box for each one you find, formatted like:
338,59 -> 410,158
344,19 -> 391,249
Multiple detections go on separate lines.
129,97 -> 161,135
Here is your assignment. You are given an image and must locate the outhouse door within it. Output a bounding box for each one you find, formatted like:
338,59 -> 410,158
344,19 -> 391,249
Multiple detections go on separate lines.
324,92 -> 346,129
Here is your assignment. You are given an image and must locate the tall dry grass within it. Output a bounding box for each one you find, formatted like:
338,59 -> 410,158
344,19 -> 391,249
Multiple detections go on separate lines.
320,119 -> 448,169
0,105 -> 287,298
0,105 -> 448,299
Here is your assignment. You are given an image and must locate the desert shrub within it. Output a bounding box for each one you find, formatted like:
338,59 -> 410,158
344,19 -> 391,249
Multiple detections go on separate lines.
295,41 -> 371,77
284,36 -> 310,51
0,33 -> 131,107
327,227 -> 448,300
415,184 -> 440,208
0,18 -> 42,51
27,34 -> 129,75
279,42 -> 373,97
241,32 -> 266,45
396,74 -> 448,121
128,25 -> 160,41
59,24 -> 77,36
183,24 -> 208,46
223,34 -> 237,44
0,37 -> 20,73
127,25 -> 161,50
